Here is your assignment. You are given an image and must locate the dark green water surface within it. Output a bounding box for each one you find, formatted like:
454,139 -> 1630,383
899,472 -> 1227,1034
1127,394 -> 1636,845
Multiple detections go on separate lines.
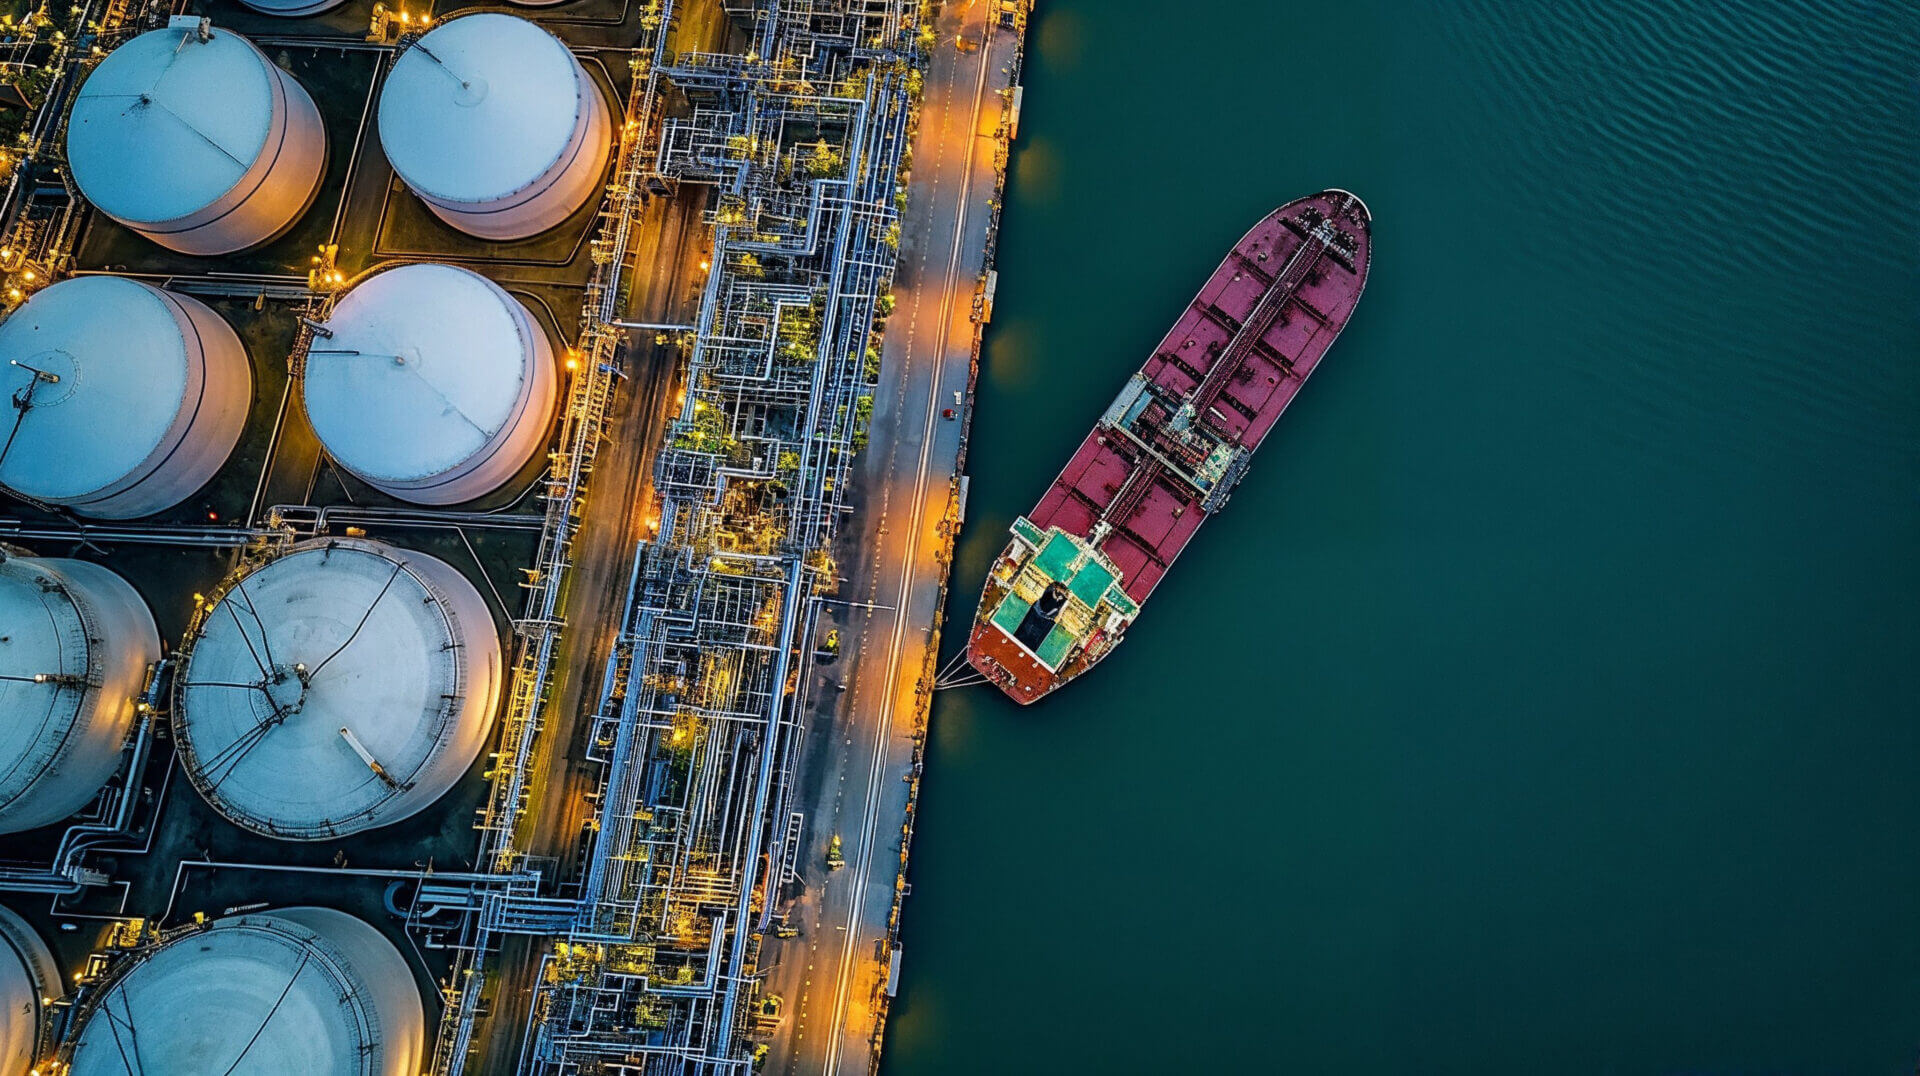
885,1 -> 1920,1072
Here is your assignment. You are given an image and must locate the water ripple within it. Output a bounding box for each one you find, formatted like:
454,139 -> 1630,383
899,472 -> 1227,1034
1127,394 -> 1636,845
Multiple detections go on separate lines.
1435,0 -> 1920,494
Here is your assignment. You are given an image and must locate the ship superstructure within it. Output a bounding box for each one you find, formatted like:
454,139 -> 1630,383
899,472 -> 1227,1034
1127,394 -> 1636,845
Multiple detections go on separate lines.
967,190 -> 1373,702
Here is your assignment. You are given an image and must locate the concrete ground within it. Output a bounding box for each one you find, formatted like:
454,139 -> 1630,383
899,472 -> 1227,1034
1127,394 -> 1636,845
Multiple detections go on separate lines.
758,3 -> 1019,1073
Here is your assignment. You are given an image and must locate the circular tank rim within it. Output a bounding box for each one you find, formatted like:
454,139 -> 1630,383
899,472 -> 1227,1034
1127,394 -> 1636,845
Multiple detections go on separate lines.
301,263 -> 542,485
236,0 -> 349,14
0,277 -> 200,504
0,554 -> 159,834
0,902 -> 60,1072
376,13 -> 589,205
66,907 -> 421,1076
67,23 -> 279,226
172,538 -> 500,840
0,556 -> 99,779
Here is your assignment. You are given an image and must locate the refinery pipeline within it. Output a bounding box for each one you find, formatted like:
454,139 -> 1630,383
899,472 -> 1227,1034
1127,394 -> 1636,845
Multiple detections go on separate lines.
0,0 -> 1029,1072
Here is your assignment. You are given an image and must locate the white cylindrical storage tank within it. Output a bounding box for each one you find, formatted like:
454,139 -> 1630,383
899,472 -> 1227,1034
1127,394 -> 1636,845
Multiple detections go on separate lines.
174,538 -> 501,840
378,13 -> 612,240
302,263 -> 558,505
67,18 -> 327,256
0,904 -> 60,1076
236,0 -> 348,16
0,552 -> 160,835
0,276 -> 252,519
68,907 -> 424,1076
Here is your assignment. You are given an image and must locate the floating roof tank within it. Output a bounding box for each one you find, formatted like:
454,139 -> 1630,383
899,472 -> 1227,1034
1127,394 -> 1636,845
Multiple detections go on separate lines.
0,276 -> 253,519
174,538 -> 501,840
67,18 -> 327,255
0,552 -> 160,835
0,904 -> 60,1076
378,13 -> 612,240
67,907 -> 423,1076
302,263 -> 558,505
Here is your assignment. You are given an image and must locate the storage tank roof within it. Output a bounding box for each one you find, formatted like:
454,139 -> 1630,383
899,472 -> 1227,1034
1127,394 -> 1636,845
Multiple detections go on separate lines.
379,14 -> 585,203
69,912 -> 384,1075
68,23 -> 276,224
0,277 -> 194,503
0,903 -> 56,1075
0,557 -> 91,810
304,263 -> 537,484
176,541 -> 480,835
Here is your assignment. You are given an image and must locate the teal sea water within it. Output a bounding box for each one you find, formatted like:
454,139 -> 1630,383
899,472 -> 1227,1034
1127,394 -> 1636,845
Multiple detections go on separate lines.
885,1 -> 1920,1072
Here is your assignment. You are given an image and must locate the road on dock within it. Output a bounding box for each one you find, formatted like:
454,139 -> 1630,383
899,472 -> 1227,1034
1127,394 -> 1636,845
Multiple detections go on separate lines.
761,3 -> 1018,1073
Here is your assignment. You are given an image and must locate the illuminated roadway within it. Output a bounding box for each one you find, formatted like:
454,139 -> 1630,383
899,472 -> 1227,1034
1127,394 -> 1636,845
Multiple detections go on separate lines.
762,2 -> 1017,1072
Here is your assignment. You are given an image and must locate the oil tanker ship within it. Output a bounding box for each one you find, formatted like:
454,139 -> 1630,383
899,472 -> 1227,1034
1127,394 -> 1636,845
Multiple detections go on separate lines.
965,190 -> 1372,704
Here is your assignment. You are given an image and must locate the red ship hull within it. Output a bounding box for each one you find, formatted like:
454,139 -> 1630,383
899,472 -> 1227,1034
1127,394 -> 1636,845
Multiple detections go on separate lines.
966,191 -> 1373,703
